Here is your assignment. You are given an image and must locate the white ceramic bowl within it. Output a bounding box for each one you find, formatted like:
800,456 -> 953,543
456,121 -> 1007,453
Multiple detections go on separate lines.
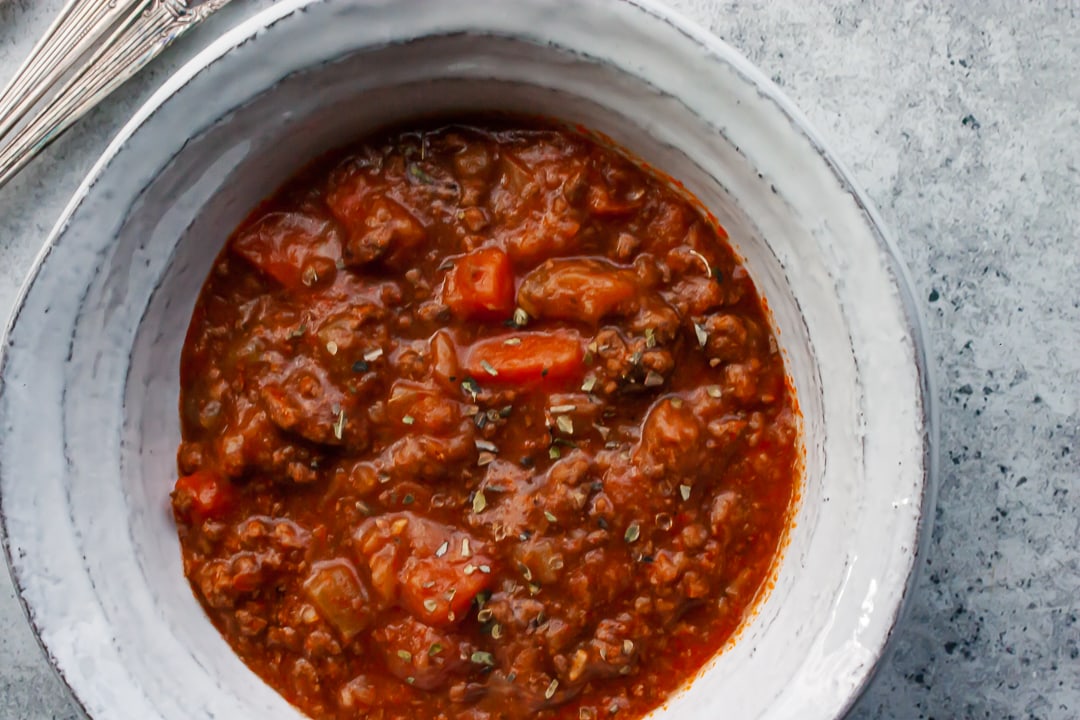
0,1 -> 935,718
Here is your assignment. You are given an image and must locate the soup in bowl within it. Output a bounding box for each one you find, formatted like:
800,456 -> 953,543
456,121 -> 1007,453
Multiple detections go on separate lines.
0,1 -> 934,719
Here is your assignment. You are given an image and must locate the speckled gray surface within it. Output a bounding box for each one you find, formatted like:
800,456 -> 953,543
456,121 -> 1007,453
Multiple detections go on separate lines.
0,1 -> 1076,719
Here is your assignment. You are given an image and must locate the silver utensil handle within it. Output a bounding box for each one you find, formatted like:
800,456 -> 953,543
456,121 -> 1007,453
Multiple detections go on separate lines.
0,0 -> 230,190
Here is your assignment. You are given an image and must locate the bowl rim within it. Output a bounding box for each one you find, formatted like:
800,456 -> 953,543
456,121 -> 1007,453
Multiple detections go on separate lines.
0,0 -> 938,717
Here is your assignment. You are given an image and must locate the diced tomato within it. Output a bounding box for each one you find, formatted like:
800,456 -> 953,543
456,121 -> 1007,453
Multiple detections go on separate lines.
354,513 -> 493,627
172,470 -> 232,522
230,211 -> 341,289
399,554 -> 494,626
465,330 -> 585,384
442,247 -> 515,320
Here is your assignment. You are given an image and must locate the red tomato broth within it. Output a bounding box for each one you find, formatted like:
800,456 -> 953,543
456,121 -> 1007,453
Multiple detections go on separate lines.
172,117 -> 801,720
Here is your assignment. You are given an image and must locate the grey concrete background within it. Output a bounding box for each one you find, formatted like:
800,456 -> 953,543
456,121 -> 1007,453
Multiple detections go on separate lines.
1,1 -> 1077,718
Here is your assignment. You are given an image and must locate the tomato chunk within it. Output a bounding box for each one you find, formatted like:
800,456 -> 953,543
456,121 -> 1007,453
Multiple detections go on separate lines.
465,330 -> 585,384
355,513 -> 494,627
442,247 -> 515,320
399,554 -> 493,626
172,470 -> 232,521
230,211 -> 341,289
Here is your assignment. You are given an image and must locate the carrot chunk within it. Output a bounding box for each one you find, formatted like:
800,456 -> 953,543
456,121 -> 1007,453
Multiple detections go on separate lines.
354,513 -> 493,627
443,247 -> 515,320
399,554 -> 494,626
465,330 -> 585,384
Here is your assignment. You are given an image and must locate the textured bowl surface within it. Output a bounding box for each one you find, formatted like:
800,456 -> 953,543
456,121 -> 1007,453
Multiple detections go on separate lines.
0,1 -> 935,718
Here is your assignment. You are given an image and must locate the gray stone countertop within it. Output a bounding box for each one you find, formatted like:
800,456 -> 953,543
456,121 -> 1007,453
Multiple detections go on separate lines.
1,1 -> 1077,718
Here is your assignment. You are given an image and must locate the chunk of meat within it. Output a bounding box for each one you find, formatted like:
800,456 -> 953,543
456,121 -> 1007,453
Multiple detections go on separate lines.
463,460 -> 534,540
443,247 -> 515,320
531,453 -> 594,522
196,552 -> 274,609
664,274 -> 725,318
338,673 -> 413,713
627,295 -> 682,341
375,432 -> 475,484
585,164 -> 646,217
452,140 -> 495,180
511,537 -> 566,586
564,549 -> 634,611
581,616 -> 640,681
503,198 -> 583,265
259,356 -> 364,448
469,455 -> 592,543
315,303 -> 387,358
213,402 -> 320,483
642,199 -> 695,254
465,330 -> 585,385
724,362 -> 760,403
374,616 -> 470,690
489,152 -> 540,224
517,258 -> 638,325
701,313 -> 766,365
327,189 -> 427,268
171,470 -> 232,523
709,491 -> 739,537
230,212 -> 341,289
588,327 -> 675,396
386,380 -> 463,435
355,513 -> 495,626
634,397 -> 703,478
482,147 -> 589,263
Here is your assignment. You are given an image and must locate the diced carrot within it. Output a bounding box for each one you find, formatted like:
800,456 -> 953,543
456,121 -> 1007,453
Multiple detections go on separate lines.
465,330 -> 585,384
442,247 -> 515,320
172,470 -> 232,521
